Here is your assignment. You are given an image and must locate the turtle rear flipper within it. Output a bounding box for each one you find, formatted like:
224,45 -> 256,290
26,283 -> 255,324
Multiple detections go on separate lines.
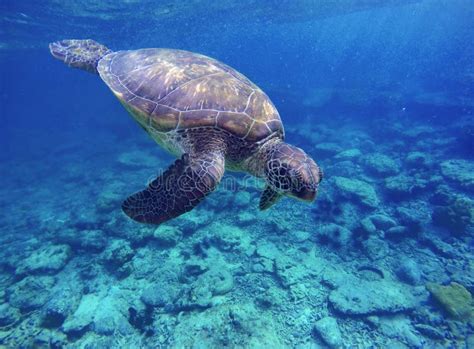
122,152 -> 225,225
49,39 -> 111,74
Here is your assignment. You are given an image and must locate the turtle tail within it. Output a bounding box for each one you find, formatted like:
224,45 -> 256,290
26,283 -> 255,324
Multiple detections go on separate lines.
49,39 -> 112,74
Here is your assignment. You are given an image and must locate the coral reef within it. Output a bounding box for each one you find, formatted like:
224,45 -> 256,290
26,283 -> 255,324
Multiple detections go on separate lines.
1,113 -> 473,348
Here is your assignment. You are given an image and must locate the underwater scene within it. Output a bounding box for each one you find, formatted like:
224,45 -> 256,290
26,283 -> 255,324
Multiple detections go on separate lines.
1,0 -> 473,348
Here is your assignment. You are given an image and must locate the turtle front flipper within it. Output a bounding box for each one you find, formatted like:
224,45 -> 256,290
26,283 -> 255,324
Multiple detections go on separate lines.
49,39 -> 111,74
122,152 -> 225,224
259,186 -> 282,210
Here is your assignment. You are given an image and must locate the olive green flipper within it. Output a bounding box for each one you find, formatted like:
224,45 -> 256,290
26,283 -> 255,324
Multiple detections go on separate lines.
122,153 -> 225,224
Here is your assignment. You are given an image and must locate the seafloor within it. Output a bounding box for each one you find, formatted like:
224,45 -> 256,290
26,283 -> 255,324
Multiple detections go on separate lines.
0,96 -> 473,348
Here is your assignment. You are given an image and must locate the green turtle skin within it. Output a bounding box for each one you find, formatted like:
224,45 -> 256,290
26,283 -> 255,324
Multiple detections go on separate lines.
49,39 -> 322,225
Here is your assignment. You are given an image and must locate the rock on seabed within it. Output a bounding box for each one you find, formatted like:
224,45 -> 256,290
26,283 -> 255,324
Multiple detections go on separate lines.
314,316 -> 343,348
440,159 -> 474,191
333,176 -> 380,208
16,244 -> 71,275
329,280 -> 416,315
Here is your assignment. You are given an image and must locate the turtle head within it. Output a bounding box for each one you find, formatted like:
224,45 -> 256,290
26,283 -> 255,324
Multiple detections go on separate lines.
265,142 -> 323,202
49,39 -> 111,74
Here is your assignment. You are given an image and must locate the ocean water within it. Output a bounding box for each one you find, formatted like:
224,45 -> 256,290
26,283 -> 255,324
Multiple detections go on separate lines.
1,0 -> 473,347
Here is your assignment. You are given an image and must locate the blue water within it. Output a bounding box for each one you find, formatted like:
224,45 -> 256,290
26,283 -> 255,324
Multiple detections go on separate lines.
1,1 -> 473,347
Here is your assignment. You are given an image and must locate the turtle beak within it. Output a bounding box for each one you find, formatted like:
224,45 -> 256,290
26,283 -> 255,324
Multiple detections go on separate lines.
299,188 -> 316,202
291,188 -> 316,202
49,41 -> 67,62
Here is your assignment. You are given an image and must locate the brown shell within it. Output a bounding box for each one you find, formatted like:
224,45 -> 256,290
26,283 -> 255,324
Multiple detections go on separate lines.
98,49 -> 283,142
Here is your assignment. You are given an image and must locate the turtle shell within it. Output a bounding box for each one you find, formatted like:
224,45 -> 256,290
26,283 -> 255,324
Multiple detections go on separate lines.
98,49 -> 283,142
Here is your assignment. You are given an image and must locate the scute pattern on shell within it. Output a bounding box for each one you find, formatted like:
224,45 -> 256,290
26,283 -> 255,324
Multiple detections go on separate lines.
98,48 -> 283,142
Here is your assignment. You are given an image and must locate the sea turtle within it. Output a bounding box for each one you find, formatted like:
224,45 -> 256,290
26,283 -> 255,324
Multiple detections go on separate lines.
49,39 -> 323,224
